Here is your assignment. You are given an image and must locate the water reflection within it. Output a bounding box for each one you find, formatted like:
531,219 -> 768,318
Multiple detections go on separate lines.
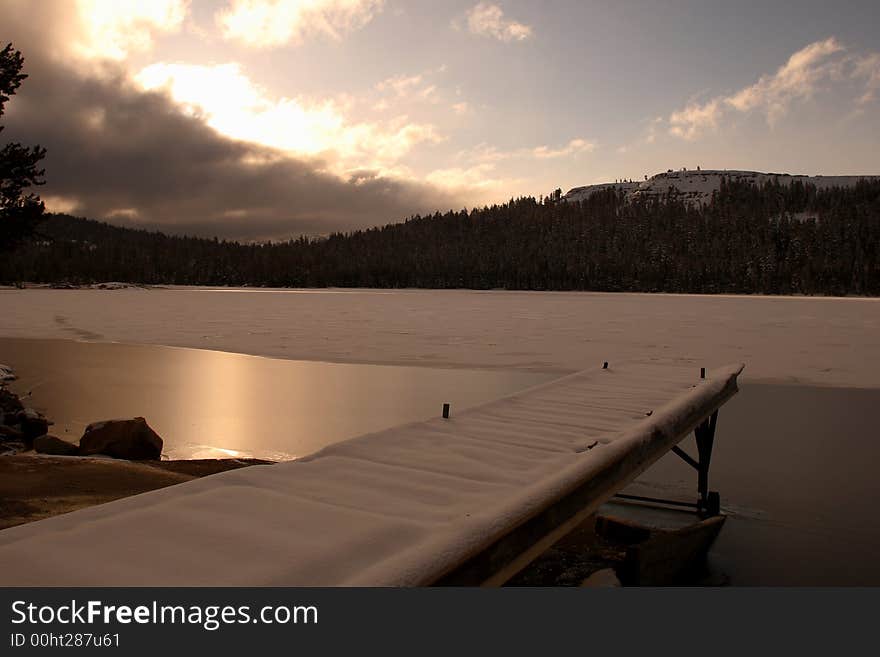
1,338 -> 554,460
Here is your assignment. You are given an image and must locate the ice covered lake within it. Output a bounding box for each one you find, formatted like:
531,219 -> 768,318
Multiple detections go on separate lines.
2,286 -> 880,584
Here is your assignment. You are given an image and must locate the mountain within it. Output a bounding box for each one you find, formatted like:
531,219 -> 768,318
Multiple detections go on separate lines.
564,169 -> 880,205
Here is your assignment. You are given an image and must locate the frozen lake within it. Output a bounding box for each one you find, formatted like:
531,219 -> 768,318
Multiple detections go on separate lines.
2,286 -> 879,387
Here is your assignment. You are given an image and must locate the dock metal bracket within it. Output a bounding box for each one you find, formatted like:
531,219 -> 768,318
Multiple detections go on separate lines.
614,409 -> 721,518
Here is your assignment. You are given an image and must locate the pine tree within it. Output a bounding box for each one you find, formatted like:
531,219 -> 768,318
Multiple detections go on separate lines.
1,43 -> 46,251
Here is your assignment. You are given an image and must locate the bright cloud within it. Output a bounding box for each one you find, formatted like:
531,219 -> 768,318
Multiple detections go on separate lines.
41,195 -> 81,215
135,61 -> 442,173
374,70 -> 446,106
458,138 -> 595,163
73,0 -> 189,60
464,3 -> 532,43
668,99 -> 723,141
375,74 -> 424,96
425,163 -> 522,202
426,163 -> 499,189
532,138 -> 595,159
724,37 -> 844,123
217,0 -> 385,48
668,37 -> 880,140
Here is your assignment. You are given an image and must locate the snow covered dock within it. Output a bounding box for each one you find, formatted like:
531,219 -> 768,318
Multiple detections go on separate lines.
0,361 -> 743,586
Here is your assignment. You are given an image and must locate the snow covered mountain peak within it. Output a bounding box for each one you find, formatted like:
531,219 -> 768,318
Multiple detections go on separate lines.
564,169 -> 879,205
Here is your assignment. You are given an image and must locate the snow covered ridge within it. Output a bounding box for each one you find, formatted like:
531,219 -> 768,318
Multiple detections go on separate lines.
564,170 -> 880,205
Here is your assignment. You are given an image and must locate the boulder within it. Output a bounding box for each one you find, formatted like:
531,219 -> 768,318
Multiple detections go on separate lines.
0,388 -> 23,414
33,434 -> 79,456
0,439 -> 26,455
18,408 -> 51,441
0,423 -> 24,440
0,364 -> 16,382
78,417 -> 163,460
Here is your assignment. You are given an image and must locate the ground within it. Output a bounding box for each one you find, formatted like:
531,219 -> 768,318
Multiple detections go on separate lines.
0,454 -> 272,529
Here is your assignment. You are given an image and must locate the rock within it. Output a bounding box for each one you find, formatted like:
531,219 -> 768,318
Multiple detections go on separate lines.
0,424 -> 24,440
0,439 -> 26,455
0,364 -> 16,383
33,434 -> 79,456
580,568 -> 622,587
18,408 -> 51,441
0,388 -> 23,414
78,417 -> 163,460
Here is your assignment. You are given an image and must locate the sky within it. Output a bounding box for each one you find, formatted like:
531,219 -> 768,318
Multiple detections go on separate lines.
3,0 -> 879,240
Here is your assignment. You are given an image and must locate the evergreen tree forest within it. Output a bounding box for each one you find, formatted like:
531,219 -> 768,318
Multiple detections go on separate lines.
3,178 -> 879,296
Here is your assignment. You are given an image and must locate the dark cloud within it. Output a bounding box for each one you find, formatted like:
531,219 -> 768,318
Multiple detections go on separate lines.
2,3 -> 461,241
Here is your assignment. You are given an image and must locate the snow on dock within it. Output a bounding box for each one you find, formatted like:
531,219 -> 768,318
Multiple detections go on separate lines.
0,361 -> 743,586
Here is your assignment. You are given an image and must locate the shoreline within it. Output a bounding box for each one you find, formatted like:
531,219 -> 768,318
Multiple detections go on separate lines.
5,282 -> 880,301
1,364 -> 274,530
2,334 -> 877,391
0,453 -> 273,530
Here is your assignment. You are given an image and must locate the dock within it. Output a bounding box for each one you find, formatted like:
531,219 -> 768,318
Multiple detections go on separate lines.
0,361 -> 743,586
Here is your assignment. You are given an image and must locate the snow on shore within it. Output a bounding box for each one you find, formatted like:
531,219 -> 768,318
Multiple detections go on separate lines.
1,287 -> 878,388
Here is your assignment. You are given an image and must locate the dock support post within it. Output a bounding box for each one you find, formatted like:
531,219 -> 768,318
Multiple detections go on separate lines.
621,408 -> 723,517
694,410 -> 719,517
442,403 -> 450,419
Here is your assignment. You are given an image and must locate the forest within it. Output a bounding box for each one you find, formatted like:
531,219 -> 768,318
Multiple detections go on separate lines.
2,178 -> 879,296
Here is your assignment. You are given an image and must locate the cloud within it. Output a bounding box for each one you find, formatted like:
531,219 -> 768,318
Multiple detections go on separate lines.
135,62 -> 443,174
724,37 -> 844,123
72,0 -> 189,60
3,1 -> 460,241
456,138 -> 596,163
375,73 -> 424,97
852,53 -> 880,108
373,69 -> 449,108
668,99 -> 723,141
426,163 -> 500,190
668,37 -> 880,140
531,138 -> 595,159
217,0 -> 385,48
463,3 -> 532,43
424,163 -> 523,204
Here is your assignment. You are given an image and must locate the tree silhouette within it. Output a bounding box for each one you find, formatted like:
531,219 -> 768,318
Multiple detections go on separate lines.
2,179 -> 878,296
1,43 -> 46,251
